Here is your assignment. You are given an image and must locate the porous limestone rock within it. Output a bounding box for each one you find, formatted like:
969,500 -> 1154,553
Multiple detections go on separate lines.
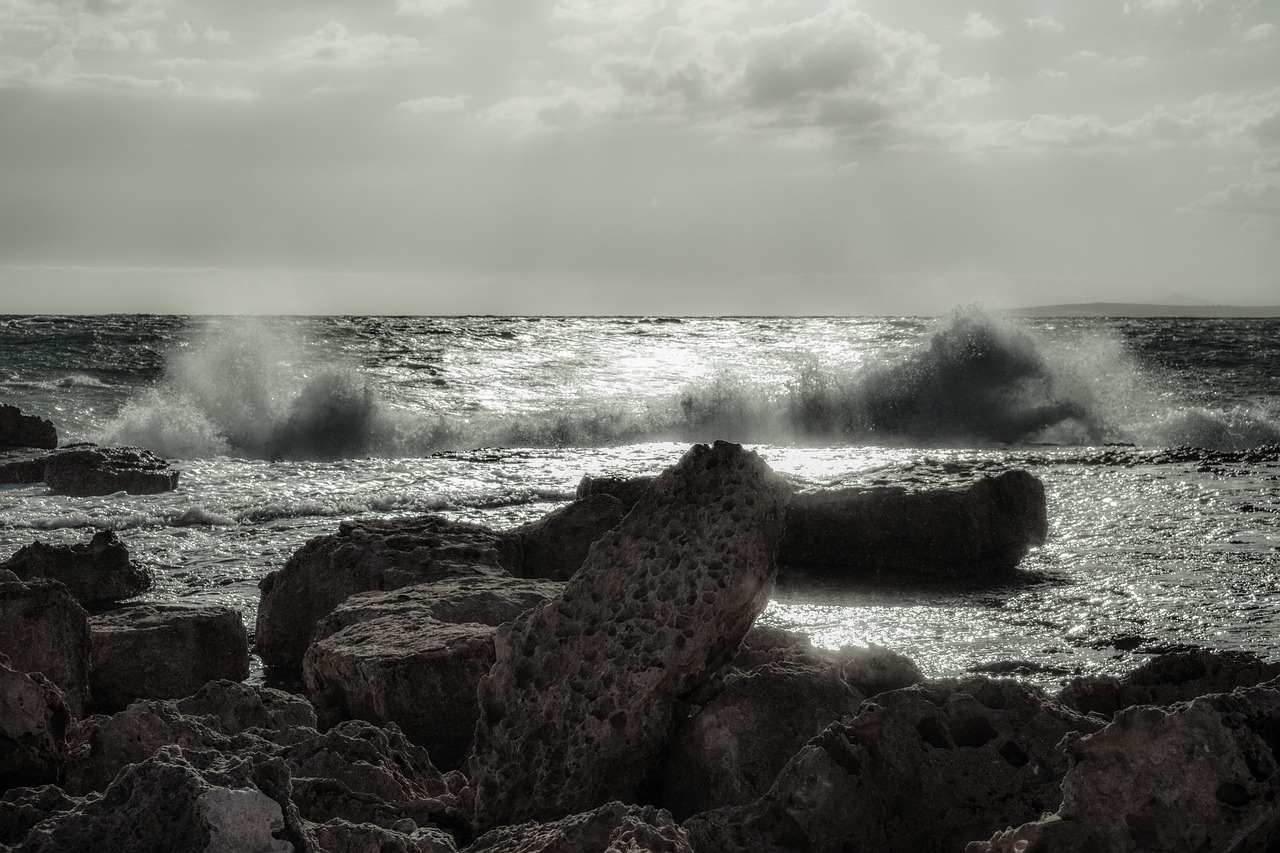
88,604 -> 250,713
466,801 -> 693,853
303,578 -> 562,768
779,469 -> 1048,580
0,657 -> 69,791
176,679 -> 318,735
683,677 -> 1103,853
1056,649 -> 1280,719
2,530 -> 151,607
969,682 -> 1280,853
0,405 -> 57,451
42,443 -> 179,497
574,474 -> 656,513
0,786 -> 78,847
510,493 -> 625,581
256,516 -> 521,669
467,441 -> 792,831
310,818 -> 460,853
0,578 -> 91,719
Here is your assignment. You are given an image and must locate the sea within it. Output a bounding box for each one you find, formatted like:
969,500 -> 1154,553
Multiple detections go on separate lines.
1,307 -> 1277,687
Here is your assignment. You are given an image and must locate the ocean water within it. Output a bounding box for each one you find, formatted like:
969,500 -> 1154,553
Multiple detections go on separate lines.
1,308 -> 1277,685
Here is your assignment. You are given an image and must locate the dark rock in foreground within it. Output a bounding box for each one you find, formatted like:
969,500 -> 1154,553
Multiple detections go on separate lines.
467,441 -> 792,832
1057,649 -> 1280,719
0,656 -> 69,791
780,469 -> 1048,580
684,677 -> 1103,853
0,406 -> 56,451
2,530 -> 151,607
42,444 -> 179,497
0,450 -> 50,486
509,493 -> 625,582
0,578 -> 91,719
256,515 -> 522,669
467,801 -> 693,852
971,681 -> 1280,852
88,604 -> 250,713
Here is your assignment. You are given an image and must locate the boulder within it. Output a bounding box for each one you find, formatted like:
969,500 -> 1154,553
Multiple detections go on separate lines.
42,444 -> 179,497
256,516 -> 521,669
1057,649 -> 1280,719
0,406 -> 56,451
311,819 -> 460,853
574,474 -> 656,512
0,578 -> 91,719
467,441 -> 792,831
304,578 -> 561,769
660,634 -> 921,818
0,786 -> 79,847
9,744 -> 311,853
779,469 -> 1048,580
510,493 -> 625,581
0,657 -> 70,791
466,801 -> 693,853
970,682 -> 1280,853
684,677 -> 1103,853
0,450 -> 50,486
176,679 -> 317,735
88,604 -> 250,713
2,530 -> 151,607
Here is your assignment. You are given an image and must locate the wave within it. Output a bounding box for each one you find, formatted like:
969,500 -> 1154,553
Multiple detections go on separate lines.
99,310 -> 1280,460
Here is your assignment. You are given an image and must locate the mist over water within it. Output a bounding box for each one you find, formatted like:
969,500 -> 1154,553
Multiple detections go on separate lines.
94,309 -> 1279,460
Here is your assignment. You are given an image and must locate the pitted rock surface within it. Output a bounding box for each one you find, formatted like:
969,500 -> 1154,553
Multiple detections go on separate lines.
2,530 -> 151,607
42,444 -> 179,497
684,677 -> 1102,853
256,516 -> 521,668
0,579 -> 91,719
466,801 -> 693,853
0,657 -> 69,790
467,441 -> 791,831
971,681 -> 1280,853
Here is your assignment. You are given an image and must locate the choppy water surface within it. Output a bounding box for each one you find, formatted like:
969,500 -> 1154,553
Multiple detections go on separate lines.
1,310 -> 1277,685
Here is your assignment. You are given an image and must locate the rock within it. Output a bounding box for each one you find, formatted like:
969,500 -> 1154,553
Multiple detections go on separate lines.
0,657 -> 70,791
1,530 -> 151,607
0,406 -> 56,451
311,819 -> 460,853
0,786 -> 79,847
176,679 -> 318,735
466,801 -> 693,853
467,441 -> 792,831
88,604 -> 250,713
42,443 -> 179,497
779,469 -> 1048,580
683,677 -> 1103,853
1057,649 -> 1280,719
970,682 -> 1280,853
511,493 -> 625,581
0,450 -> 51,486
574,474 -> 656,512
10,744 -> 312,853
660,635 -> 922,819
303,578 -> 561,768
0,578 -> 91,719
256,516 -> 521,669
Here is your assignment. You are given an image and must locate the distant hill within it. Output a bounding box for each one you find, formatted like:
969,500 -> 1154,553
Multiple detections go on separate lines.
1006,302 -> 1280,318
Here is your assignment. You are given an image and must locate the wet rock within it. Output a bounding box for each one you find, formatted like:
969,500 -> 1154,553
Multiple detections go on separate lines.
0,405 -> 56,451
970,682 -> 1280,853
88,604 -> 250,713
574,474 -> 657,513
256,516 -> 521,669
0,578 -> 91,719
42,443 -> 179,497
1057,649 -> 1280,719
511,493 -> 625,581
467,441 -> 792,831
661,635 -> 922,819
10,744 -> 311,853
466,801 -> 693,853
0,450 -> 50,486
684,677 -> 1103,853
2,530 -> 151,607
779,469 -> 1048,580
0,657 -> 70,791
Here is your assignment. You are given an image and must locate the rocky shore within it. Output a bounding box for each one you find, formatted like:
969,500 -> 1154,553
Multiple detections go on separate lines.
3,436 -> 1280,852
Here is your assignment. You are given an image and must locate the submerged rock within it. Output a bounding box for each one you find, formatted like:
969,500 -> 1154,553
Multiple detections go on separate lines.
303,578 -> 561,769
41,444 -> 179,497
2,530 -> 151,607
684,677 -> 1102,853
780,469 -> 1048,580
256,516 -> 521,669
971,681 -> 1280,853
88,604 -> 250,713
0,578 -> 91,719
0,405 -> 57,451
467,441 -> 792,831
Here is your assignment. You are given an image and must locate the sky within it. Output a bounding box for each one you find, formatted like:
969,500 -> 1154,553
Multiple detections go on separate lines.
0,0 -> 1276,315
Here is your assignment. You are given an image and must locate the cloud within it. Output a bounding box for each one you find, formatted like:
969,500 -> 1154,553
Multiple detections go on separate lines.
395,0 -> 469,16
963,12 -> 1002,39
1186,157 -> 1280,217
276,22 -> 422,69
400,94 -> 468,115
1027,15 -> 1065,33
